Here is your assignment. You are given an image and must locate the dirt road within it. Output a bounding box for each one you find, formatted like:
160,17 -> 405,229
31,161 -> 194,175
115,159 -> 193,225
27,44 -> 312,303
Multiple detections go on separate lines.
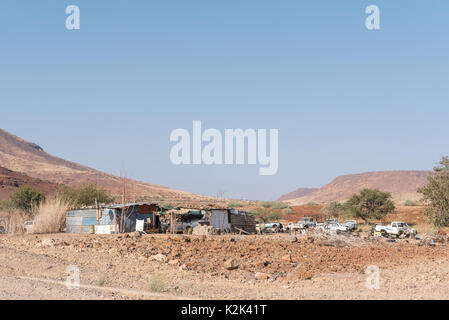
0,233 -> 448,299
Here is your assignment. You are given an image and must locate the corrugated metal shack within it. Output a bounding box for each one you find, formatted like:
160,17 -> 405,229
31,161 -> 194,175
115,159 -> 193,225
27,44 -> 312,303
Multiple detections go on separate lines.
66,209 -> 98,233
204,208 -> 257,234
66,202 -> 163,234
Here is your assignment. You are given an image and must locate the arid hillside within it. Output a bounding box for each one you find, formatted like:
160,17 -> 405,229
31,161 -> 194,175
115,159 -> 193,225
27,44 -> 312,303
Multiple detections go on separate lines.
277,188 -> 319,201
285,171 -> 431,205
0,128 -> 200,201
0,166 -> 61,201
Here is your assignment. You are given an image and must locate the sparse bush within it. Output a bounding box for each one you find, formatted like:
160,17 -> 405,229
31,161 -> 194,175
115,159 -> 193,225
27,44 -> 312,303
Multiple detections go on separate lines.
321,202 -> 346,218
261,201 -> 273,208
148,274 -> 167,293
271,202 -> 289,209
403,200 -> 419,206
32,195 -> 71,234
0,200 -> 12,210
306,202 -> 319,206
252,208 -> 281,223
228,201 -> 244,208
97,274 -> 106,287
282,207 -> 293,215
160,202 -> 174,210
61,184 -> 113,208
9,186 -> 45,215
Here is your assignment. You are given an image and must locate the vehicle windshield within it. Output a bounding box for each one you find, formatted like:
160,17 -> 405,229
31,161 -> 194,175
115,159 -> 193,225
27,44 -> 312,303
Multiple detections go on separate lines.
396,223 -> 407,227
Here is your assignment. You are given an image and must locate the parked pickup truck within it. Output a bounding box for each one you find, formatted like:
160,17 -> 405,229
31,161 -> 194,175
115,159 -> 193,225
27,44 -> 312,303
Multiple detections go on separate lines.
316,221 -> 348,233
326,222 -> 349,233
264,223 -> 283,233
298,217 -> 317,229
374,221 -> 417,238
342,220 -> 358,231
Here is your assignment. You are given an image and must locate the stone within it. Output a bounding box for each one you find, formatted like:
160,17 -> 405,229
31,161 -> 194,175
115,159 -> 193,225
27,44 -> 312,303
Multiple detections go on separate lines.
255,272 -> 270,280
224,258 -> 238,270
41,238 -> 54,247
131,231 -> 141,238
286,265 -> 313,281
281,254 -> 293,263
150,253 -> 168,263
168,259 -> 179,265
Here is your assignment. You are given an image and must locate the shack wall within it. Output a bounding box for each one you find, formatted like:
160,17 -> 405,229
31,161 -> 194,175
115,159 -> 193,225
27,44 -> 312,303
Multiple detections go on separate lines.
209,210 -> 231,231
66,209 -> 98,233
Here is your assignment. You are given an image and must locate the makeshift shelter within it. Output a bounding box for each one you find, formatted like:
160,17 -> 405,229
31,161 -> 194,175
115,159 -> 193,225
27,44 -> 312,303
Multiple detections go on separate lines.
66,202 -> 162,234
203,209 -> 257,234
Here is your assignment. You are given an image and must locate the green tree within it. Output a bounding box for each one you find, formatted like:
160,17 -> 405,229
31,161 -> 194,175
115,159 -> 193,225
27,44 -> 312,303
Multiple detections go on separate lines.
321,201 -> 346,219
62,184 -> 113,207
345,189 -> 395,223
252,208 -> 281,223
261,201 -> 273,208
9,186 -> 45,214
418,156 -> 449,227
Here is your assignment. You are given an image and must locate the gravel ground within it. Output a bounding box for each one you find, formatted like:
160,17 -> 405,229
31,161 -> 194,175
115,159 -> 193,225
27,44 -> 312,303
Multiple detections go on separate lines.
0,232 -> 448,299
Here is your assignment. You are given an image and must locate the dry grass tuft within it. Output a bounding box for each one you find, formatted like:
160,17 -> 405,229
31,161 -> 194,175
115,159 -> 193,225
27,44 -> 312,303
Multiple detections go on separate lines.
32,196 -> 71,234
0,209 -> 28,234
148,273 -> 168,293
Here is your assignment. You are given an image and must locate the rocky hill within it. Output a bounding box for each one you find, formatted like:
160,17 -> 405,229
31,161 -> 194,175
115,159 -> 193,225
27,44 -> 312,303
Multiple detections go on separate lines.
0,128 -> 200,201
277,188 -> 319,201
0,166 -> 61,201
283,171 -> 431,205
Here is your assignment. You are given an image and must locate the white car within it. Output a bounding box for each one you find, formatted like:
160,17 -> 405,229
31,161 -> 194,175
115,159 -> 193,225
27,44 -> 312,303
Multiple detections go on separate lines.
23,221 -> 34,233
326,222 -> 348,232
342,220 -> 358,231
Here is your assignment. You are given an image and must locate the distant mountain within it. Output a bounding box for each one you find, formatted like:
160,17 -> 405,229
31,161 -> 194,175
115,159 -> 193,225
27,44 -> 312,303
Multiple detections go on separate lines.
277,188 -> 319,201
286,171 -> 431,205
0,166 -> 61,201
0,128 -> 200,201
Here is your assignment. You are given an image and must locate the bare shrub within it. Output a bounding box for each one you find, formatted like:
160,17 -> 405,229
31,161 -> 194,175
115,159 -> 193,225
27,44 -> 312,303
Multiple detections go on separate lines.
32,196 -> 71,234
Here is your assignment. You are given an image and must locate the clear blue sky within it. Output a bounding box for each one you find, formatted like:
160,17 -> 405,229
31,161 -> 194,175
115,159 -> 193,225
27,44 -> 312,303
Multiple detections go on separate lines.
1,1 -> 448,200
